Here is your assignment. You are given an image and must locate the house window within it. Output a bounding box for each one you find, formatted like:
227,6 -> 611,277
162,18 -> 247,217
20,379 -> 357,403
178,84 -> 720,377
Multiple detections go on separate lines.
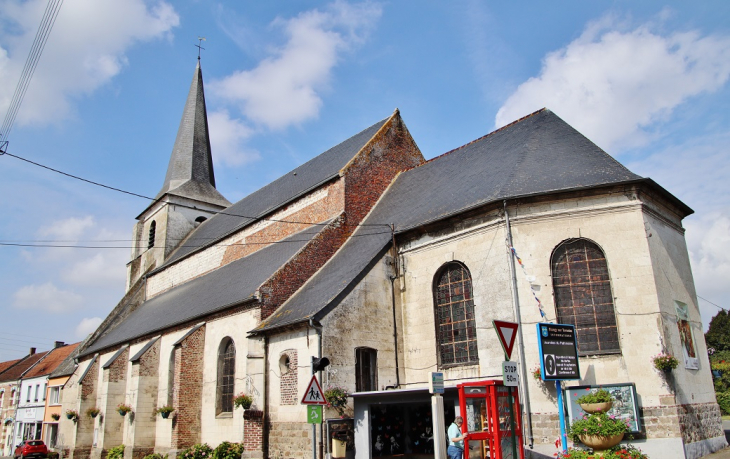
42,383 -> 46,401
49,387 -> 60,405
552,239 -> 620,355
280,350 -> 298,405
148,220 -> 156,249
27,386 -> 31,402
216,338 -> 235,414
433,262 -> 478,366
355,348 -> 377,392
34,385 -> 39,402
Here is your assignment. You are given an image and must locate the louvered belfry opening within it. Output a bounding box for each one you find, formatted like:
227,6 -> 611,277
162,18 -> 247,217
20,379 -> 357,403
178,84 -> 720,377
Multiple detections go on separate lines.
434,262 -> 478,366
552,239 -> 620,354
216,338 -> 235,414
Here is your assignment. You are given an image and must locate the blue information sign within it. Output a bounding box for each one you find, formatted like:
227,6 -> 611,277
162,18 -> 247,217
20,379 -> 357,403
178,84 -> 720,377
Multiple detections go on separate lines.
536,323 -> 580,381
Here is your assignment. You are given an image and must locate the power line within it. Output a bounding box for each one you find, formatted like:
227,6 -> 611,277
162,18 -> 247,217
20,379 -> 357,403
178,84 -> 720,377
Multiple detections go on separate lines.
698,295 -> 727,312
0,0 -> 64,146
0,229 -> 392,250
1,150 -> 392,229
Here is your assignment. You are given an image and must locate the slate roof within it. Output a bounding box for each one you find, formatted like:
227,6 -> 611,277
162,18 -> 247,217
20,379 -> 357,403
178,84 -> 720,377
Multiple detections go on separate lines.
255,109 -> 690,332
24,343 -> 80,378
162,116 -> 390,267
0,351 -> 49,382
152,62 -> 230,209
80,222 -> 332,357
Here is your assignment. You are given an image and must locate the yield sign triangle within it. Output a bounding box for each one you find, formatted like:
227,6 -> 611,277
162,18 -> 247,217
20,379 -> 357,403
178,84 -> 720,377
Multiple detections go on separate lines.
493,320 -> 519,360
301,375 -> 327,405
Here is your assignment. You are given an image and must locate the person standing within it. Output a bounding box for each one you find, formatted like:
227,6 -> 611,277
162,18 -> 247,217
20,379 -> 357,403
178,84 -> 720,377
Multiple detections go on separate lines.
447,416 -> 468,459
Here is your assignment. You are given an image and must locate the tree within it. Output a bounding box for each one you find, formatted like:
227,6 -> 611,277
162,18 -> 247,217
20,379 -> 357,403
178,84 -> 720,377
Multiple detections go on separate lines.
705,310 -> 730,352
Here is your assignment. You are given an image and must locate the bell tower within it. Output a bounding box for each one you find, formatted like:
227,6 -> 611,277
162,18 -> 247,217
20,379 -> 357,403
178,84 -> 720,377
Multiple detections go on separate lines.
126,61 -> 230,290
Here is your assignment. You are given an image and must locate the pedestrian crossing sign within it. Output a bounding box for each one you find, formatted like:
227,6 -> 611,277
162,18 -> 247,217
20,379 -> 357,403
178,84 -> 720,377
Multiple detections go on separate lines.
301,375 -> 327,405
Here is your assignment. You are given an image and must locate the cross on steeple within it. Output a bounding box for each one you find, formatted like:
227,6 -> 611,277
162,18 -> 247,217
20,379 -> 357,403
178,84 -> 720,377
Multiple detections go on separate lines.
195,37 -> 206,60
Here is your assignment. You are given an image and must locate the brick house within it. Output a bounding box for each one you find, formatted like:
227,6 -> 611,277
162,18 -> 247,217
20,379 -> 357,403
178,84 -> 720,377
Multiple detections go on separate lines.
59,61 -> 724,459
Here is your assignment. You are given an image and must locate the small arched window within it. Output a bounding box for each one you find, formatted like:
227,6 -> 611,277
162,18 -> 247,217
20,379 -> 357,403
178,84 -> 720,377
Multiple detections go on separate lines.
216,338 -> 236,414
551,239 -> 620,355
148,220 -> 156,249
194,216 -> 207,227
433,262 -> 478,366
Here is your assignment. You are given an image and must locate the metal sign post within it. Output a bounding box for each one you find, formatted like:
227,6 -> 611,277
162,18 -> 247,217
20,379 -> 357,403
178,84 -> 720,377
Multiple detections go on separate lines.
302,374 -> 328,459
429,372 -> 446,459
536,323 -> 580,454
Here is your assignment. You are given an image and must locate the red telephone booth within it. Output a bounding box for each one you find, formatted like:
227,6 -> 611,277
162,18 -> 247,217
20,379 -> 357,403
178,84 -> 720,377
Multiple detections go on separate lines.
457,380 -> 524,459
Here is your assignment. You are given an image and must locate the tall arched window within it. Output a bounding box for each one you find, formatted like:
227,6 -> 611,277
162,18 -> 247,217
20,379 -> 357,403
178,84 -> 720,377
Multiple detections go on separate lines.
216,338 -> 236,414
433,262 -> 478,366
552,239 -> 620,355
148,220 -> 156,249
167,350 -> 176,406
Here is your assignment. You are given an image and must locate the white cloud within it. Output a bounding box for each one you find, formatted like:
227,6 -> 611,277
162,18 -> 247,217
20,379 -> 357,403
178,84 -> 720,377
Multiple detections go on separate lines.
208,110 -> 259,167
13,282 -> 83,313
685,213 -> 730,330
210,1 -> 381,131
495,15 -> 730,152
0,0 -> 179,127
62,252 -> 127,287
75,317 -> 102,339
38,216 -> 95,241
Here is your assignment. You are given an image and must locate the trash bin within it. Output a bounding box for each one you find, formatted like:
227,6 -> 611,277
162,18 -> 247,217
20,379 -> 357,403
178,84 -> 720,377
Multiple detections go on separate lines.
332,439 -> 347,458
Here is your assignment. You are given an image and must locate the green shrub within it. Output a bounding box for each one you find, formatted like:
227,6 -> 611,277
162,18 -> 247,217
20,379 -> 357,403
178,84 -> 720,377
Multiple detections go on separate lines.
212,441 -> 244,459
576,389 -> 613,404
107,445 -> 125,459
567,412 -> 629,443
179,443 -> 213,459
716,391 -> 730,415
141,454 -> 167,459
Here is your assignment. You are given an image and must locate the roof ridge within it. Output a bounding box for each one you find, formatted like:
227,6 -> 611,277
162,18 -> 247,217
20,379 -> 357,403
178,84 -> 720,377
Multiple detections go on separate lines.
424,108 -> 547,165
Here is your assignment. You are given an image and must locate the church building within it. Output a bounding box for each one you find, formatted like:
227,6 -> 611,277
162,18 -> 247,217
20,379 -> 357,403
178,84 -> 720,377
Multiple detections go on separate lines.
57,61 -> 725,459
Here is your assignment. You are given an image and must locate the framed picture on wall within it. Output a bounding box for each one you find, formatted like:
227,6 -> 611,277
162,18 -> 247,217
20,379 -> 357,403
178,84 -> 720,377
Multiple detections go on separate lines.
675,300 -> 699,370
564,383 -> 642,434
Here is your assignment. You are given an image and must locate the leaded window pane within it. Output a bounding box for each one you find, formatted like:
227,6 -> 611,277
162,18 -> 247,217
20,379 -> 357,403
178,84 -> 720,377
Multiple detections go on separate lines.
434,263 -> 478,366
552,239 -> 620,355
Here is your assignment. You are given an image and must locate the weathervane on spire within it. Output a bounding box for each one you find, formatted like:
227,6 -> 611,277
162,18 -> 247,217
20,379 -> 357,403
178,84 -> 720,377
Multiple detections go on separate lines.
196,37 -> 206,61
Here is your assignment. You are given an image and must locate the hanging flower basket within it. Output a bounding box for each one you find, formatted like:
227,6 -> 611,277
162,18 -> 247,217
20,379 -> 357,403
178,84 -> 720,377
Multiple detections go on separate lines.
233,393 -> 253,410
86,407 -> 100,418
155,405 -> 175,419
117,403 -> 132,416
51,413 -> 60,421
653,352 -> 679,372
65,410 -> 79,421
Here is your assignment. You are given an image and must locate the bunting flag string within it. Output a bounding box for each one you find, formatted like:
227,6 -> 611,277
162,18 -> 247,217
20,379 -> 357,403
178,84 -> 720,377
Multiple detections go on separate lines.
509,244 -> 547,319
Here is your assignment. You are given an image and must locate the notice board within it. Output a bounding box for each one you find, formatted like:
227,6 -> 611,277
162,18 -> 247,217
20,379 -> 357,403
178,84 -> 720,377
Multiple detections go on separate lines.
536,323 -> 580,380
564,383 -> 642,434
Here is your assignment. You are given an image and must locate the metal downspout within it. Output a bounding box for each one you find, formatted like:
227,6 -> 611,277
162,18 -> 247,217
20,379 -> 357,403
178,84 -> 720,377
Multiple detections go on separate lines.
263,335 -> 270,459
388,275 -> 401,389
504,200 -> 534,448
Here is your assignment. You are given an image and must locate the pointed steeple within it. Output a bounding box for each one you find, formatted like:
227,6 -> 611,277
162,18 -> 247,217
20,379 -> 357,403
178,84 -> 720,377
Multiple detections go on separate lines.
155,62 -> 230,207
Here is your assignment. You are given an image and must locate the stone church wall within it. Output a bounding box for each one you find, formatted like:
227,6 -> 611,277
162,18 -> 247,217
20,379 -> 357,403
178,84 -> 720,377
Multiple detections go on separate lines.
391,186 -> 720,451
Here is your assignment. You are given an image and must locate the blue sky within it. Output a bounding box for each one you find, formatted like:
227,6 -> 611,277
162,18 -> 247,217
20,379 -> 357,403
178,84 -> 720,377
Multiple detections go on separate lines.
0,0 -> 728,361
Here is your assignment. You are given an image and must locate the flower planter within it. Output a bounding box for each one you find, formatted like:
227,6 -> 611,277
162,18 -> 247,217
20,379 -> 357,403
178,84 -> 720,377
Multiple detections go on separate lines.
118,410 -> 127,416
160,411 -> 170,419
579,433 -> 624,450
240,400 -> 252,410
66,414 -> 75,420
579,401 -> 613,414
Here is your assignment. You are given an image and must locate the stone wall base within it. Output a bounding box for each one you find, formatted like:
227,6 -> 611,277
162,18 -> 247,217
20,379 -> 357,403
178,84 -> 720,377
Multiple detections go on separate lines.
72,447 -> 92,459
268,422 -> 311,459
125,446 -> 154,459
684,434 -> 728,459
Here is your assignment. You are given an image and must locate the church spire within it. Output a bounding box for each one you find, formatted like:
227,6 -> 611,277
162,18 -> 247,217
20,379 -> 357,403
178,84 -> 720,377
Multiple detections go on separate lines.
154,61 -> 230,207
